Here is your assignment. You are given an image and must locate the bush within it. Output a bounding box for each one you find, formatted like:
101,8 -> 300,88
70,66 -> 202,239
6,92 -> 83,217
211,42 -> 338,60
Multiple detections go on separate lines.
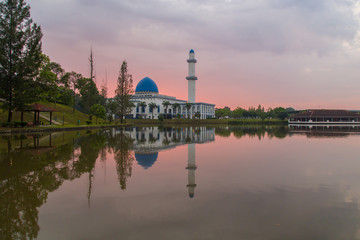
158,115 -> 164,121
13,121 -> 27,128
1,122 -> 10,128
86,120 -> 92,125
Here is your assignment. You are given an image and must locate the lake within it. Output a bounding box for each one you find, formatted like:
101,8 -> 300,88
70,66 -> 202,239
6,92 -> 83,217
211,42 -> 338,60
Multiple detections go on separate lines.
1,125 -> 360,239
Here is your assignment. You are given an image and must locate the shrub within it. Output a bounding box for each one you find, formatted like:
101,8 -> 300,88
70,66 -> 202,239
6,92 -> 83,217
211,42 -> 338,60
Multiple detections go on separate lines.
1,122 -> 10,128
13,121 -> 27,128
86,120 -> 92,125
158,115 -> 164,121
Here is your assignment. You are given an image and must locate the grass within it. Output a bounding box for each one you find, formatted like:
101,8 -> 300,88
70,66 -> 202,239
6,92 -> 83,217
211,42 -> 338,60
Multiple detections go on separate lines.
0,101 -> 90,125
0,101 -> 288,130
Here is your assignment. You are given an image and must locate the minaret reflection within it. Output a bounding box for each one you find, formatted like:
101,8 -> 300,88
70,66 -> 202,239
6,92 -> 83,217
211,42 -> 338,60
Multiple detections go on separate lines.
186,143 -> 197,198
127,126 -> 215,198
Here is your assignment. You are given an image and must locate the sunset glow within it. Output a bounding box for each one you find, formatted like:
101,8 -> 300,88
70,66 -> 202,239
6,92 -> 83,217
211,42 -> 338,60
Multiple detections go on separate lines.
27,0 -> 360,110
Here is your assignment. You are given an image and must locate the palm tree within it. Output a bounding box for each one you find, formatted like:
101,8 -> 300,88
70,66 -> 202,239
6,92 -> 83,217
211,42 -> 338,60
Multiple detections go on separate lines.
137,101 -> 147,118
185,103 -> 192,119
148,102 -> 157,119
162,101 -> 171,119
172,103 -> 180,118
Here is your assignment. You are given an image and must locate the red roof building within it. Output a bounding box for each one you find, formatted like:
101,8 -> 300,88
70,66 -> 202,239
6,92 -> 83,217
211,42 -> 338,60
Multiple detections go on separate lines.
289,109 -> 360,124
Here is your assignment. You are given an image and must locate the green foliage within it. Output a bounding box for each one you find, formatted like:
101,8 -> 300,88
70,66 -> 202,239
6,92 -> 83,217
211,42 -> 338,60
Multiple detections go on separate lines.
273,107 -> 289,120
14,121 -> 27,127
0,0 -> 43,122
158,114 -> 164,121
89,104 -> 106,124
215,107 -> 231,118
148,102 -> 157,119
114,61 -> 134,123
162,100 -> 171,119
194,111 -> 201,119
185,103 -> 192,118
172,103 -> 180,114
1,122 -> 10,127
77,77 -> 100,114
231,107 -> 245,118
107,100 -> 117,123
216,105 -> 291,120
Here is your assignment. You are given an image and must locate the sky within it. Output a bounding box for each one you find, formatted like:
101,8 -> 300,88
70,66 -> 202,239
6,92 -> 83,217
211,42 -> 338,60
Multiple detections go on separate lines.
27,0 -> 360,110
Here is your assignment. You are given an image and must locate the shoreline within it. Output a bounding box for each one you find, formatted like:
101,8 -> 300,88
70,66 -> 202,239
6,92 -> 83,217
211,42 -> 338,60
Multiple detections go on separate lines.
0,119 -> 288,134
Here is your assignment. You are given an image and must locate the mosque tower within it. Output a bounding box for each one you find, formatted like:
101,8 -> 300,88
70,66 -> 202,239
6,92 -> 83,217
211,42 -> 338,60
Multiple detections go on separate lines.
186,49 -> 197,103
186,142 -> 197,198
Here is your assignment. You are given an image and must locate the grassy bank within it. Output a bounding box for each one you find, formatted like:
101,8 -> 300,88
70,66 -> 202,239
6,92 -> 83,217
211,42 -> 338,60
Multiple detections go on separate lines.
0,101 -> 90,125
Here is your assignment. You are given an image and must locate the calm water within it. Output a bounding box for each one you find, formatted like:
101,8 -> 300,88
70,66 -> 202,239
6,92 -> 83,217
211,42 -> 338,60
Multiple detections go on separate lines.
1,125 -> 360,239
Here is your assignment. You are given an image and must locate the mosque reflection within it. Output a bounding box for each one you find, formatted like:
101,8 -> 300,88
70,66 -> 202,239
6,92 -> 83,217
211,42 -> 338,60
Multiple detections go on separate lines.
118,126 -> 215,198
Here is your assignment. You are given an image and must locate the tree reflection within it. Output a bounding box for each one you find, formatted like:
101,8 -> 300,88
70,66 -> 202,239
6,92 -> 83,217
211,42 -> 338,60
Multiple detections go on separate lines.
0,131 -> 106,240
215,126 -> 289,139
107,129 -> 134,190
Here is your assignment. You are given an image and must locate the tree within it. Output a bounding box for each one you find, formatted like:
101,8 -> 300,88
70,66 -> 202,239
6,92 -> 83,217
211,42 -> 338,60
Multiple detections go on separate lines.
162,100 -> 170,119
99,82 -> 107,107
77,77 -> 99,114
89,104 -> 105,124
266,107 -> 275,120
137,101 -> 146,118
36,55 -> 63,104
215,107 -> 231,118
89,47 -> 95,83
172,103 -> 180,116
185,103 -> 192,119
232,107 -> 245,118
194,111 -> 200,119
61,71 -> 82,113
148,102 -> 157,119
107,100 -> 117,123
274,107 -> 288,120
114,61 -> 134,123
0,0 -> 43,122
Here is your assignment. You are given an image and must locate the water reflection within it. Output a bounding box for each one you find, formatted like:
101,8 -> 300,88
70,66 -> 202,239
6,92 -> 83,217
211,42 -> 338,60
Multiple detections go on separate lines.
0,127 -> 214,239
215,125 -> 360,139
1,126 -> 360,239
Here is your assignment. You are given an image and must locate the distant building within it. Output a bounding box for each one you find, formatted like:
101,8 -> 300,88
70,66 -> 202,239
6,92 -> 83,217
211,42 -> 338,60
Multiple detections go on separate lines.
288,109 -> 360,124
128,49 -> 215,119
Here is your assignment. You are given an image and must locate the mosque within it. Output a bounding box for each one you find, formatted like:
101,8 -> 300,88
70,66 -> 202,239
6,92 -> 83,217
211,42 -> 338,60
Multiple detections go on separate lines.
128,49 -> 215,119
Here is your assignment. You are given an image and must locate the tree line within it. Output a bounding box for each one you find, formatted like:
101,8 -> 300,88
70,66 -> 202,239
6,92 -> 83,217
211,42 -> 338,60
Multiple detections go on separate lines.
0,0 -> 134,124
215,105 -> 296,120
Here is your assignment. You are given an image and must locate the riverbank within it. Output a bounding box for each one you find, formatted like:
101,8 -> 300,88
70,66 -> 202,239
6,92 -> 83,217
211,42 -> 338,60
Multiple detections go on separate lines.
0,124 -> 130,134
0,119 -> 288,134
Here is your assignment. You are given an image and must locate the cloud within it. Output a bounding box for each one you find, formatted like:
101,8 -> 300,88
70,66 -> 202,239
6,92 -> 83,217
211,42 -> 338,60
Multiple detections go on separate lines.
29,0 -> 359,55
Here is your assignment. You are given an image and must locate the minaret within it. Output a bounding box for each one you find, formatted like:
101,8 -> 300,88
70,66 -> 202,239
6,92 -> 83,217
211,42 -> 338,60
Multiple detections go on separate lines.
186,49 -> 197,103
186,143 -> 197,198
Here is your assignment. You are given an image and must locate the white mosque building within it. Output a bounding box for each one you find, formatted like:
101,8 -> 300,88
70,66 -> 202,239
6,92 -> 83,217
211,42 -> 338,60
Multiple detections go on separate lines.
128,49 -> 215,119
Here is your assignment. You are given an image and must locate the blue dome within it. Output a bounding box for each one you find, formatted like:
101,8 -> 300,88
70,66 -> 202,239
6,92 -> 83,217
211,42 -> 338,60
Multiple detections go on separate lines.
135,152 -> 158,169
189,49 -> 194,53
135,77 -> 159,93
